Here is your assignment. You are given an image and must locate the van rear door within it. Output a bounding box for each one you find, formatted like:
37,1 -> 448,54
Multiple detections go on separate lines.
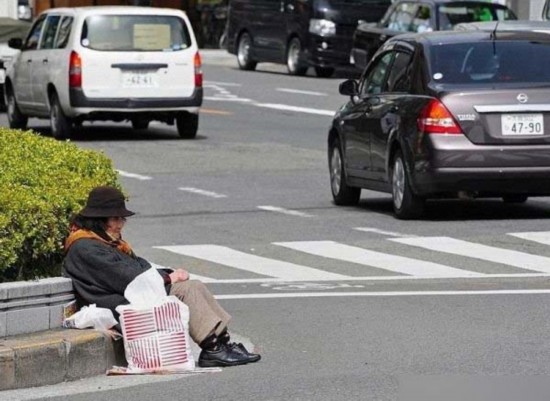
78,13 -> 196,101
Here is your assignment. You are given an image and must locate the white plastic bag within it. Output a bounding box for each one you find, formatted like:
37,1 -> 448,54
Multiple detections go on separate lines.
63,304 -> 117,332
116,268 -> 195,373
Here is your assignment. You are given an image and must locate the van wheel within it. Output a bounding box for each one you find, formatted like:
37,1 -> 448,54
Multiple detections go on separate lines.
391,150 -> 424,219
176,112 -> 199,139
287,37 -> 307,76
6,87 -> 27,130
329,137 -> 361,205
315,67 -> 334,78
132,119 -> 149,130
237,33 -> 257,71
49,93 -> 72,140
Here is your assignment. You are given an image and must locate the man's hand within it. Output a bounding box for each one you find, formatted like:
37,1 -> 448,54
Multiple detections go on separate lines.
169,269 -> 190,283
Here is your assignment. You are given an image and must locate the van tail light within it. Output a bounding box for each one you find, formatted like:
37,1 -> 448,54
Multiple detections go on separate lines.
69,51 -> 82,88
194,51 -> 203,87
417,99 -> 462,134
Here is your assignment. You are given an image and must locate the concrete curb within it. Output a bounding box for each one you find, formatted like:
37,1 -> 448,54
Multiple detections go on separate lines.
0,329 -> 125,391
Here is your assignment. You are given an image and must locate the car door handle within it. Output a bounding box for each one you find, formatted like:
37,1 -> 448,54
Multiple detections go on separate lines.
389,105 -> 399,112
42,59 -> 48,64
286,3 -> 294,11
380,35 -> 387,41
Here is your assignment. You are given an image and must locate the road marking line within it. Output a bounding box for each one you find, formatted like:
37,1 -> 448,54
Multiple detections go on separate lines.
257,205 -> 313,217
509,231 -> 550,245
392,236 -> 550,274
117,170 -> 152,181
274,241 -> 482,278
204,81 -> 242,87
201,108 -> 232,116
276,88 -> 328,96
178,187 -> 227,198
204,96 -> 253,102
215,289 -> 550,300
354,227 -> 418,237
254,103 -> 335,116
156,245 -> 351,281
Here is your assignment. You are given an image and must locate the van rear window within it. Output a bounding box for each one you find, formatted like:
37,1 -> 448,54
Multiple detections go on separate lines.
81,15 -> 191,51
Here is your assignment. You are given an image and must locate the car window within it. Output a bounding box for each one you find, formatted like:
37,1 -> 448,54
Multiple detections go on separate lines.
55,16 -> 73,49
40,15 -> 61,50
81,15 -> 191,51
429,40 -> 550,85
438,4 -> 516,30
23,14 -> 46,51
386,51 -> 413,92
385,3 -> 418,32
410,5 -> 432,33
360,52 -> 394,95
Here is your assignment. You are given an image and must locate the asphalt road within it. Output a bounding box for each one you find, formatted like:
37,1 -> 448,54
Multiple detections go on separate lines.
4,53 -> 550,401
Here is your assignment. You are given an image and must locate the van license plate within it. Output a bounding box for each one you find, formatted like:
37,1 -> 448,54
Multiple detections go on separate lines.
501,114 -> 544,136
122,71 -> 156,87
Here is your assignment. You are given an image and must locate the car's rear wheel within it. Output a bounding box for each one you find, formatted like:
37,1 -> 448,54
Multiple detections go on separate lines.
132,119 -> 149,130
176,112 -> 199,139
391,150 -> 424,219
329,137 -> 361,205
6,86 -> 28,130
315,66 -> 334,78
287,37 -> 308,76
49,92 -> 72,140
237,32 -> 257,71
503,195 -> 528,203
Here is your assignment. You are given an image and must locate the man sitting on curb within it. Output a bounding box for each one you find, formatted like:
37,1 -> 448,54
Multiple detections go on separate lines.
63,186 -> 261,368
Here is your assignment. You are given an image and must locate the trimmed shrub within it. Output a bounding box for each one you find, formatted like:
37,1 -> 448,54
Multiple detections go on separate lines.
0,129 -> 120,282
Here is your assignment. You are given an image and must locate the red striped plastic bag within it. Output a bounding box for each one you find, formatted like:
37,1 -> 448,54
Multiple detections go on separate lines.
117,296 -> 195,373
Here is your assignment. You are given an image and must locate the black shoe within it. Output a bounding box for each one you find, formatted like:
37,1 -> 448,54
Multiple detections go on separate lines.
198,344 -> 250,367
228,342 -> 261,363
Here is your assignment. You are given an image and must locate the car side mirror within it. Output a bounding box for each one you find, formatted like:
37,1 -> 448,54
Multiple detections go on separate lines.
8,38 -> 23,50
339,79 -> 358,97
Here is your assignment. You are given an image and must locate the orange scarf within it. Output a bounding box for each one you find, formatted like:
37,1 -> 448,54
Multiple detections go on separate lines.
64,228 -> 133,255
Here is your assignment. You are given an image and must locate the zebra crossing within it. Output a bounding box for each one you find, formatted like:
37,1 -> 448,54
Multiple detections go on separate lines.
153,230 -> 550,284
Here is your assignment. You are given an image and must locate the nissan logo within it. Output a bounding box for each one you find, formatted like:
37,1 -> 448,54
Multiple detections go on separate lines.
517,93 -> 529,103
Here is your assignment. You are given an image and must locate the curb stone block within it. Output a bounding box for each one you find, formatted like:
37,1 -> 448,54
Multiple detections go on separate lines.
0,346 -> 15,390
7,306 -> 50,336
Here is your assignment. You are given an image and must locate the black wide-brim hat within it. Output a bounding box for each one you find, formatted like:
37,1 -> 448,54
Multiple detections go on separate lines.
79,186 -> 135,218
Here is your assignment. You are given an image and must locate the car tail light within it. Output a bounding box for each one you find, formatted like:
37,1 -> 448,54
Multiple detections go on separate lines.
69,51 -> 82,88
194,51 -> 202,87
417,99 -> 462,134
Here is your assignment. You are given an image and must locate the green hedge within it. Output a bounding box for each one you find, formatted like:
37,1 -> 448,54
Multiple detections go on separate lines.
0,129 -> 120,282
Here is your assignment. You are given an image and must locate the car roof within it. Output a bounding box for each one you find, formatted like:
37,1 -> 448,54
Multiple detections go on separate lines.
384,29 -> 550,48
40,6 -> 187,17
454,20 -> 550,32
392,0 -> 510,5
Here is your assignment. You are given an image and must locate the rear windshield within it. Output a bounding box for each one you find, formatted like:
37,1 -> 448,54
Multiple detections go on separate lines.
438,4 -> 516,30
81,15 -> 191,51
429,40 -> 550,86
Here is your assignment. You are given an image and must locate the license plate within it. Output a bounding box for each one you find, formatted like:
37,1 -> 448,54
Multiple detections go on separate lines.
501,114 -> 544,136
122,71 -> 156,88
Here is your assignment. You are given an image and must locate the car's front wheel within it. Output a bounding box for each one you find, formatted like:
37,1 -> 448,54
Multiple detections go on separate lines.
49,93 -> 72,140
391,150 -> 425,219
176,112 -> 199,139
6,86 -> 28,130
237,32 -> 257,71
287,38 -> 308,76
329,137 -> 361,205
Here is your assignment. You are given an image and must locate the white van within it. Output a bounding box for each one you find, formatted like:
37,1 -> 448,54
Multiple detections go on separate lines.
5,6 -> 202,139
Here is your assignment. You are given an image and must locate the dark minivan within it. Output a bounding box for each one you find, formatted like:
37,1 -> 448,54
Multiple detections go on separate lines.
226,0 -> 391,77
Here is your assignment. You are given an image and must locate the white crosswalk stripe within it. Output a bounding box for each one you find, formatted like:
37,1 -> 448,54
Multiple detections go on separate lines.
274,241 -> 483,278
392,236 -> 550,274
155,244 -> 351,281
509,231 -> 550,246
